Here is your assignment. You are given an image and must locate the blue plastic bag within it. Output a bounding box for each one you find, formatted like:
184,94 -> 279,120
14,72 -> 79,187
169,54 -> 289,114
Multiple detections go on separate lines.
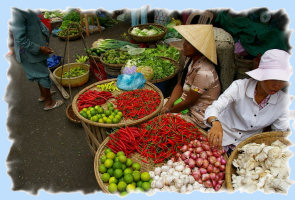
117,73 -> 146,91
47,55 -> 62,68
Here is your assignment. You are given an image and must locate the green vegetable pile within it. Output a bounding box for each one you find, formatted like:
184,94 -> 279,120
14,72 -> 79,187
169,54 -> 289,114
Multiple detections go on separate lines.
141,44 -> 180,61
62,9 -> 80,22
130,25 -> 164,36
58,28 -> 80,37
44,10 -> 64,19
87,39 -> 138,57
102,49 -> 132,65
62,66 -> 87,78
59,20 -> 81,31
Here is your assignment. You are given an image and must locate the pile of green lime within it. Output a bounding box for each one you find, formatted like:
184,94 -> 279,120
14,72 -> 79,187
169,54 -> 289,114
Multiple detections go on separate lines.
98,148 -> 152,196
79,103 -> 123,123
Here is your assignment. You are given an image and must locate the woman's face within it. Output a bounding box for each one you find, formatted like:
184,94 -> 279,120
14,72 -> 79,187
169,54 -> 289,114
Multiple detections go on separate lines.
260,80 -> 288,95
183,39 -> 198,57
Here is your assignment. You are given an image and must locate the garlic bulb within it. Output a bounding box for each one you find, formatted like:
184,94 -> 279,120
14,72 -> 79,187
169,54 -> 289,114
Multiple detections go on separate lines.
154,167 -> 162,176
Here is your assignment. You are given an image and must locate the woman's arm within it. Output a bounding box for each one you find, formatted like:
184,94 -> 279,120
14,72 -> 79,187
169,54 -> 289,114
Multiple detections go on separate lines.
162,78 -> 183,113
170,88 -> 201,113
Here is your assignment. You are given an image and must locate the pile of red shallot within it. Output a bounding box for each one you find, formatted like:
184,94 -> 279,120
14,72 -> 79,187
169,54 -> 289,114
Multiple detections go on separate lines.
172,136 -> 227,191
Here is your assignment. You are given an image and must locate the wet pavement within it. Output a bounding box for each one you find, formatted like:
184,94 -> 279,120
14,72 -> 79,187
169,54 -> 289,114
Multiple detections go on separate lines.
5,21 -> 131,194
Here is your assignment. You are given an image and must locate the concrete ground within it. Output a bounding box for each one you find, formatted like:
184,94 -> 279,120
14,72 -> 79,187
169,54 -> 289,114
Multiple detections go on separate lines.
5,21 -> 131,194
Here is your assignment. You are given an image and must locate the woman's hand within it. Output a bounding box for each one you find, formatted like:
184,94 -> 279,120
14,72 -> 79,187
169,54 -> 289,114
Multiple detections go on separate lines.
208,121 -> 223,147
40,46 -> 54,55
161,104 -> 171,114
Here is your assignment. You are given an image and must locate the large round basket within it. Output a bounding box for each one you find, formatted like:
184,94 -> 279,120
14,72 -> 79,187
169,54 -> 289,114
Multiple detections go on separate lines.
225,131 -> 291,192
150,57 -> 180,84
94,136 -> 163,193
128,23 -> 167,43
72,78 -> 164,128
57,29 -> 82,41
99,54 -> 126,77
53,63 -> 90,87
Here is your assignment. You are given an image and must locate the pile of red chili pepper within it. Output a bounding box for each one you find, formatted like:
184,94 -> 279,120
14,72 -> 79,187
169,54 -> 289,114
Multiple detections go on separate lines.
115,89 -> 161,120
137,114 -> 204,163
107,126 -> 144,156
77,90 -> 113,111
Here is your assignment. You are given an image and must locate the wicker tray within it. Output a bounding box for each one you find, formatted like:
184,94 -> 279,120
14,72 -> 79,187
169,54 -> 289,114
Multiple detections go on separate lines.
72,78 -> 164,128
128,23 -> 167,43
94,136 -> 163,193
225,131 -> 291,192
99,53 -> 126,76
57,28 -> 82,41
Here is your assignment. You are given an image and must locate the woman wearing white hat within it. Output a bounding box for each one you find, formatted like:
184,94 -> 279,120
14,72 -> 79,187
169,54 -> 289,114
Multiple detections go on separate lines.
204,49 -> 292,154
162,24 -> 221,129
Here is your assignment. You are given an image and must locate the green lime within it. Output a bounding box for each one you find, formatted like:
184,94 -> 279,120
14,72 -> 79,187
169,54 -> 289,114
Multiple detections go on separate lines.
140,172 -> 150,182
126,184 -> 135,192
98,118 -> 104,123
109,107 -> 114,112
123,174 -> 133,184
82,108 -> 88,112
105,148 -> 112,155
119,177 -> 124,182
100,155 -> 107,163
112,118 -> 119,124
114,169 -> 123,179
141,182 -> 151,191
118,155 -> 127,163
101,173 -> 110,183
107,103 -> 113,108
149,178 -> 153,184
105,110 -> 111,116
94,105 -> 101,110
132,171 -> 141,182
90,110 -> 97,116
111,112 -> 117,116
124,168 -> 133,175
99,164 -> 107,173
106,152 -> 116,160
116,151 -> 125,157
103,117 -> 108,123
126,158 -> 133,167
107,168 -> 114,176
108,183 -> 117,193
117,181 -> 127,192
89,107 -> 94,111
136,180 -> 143,188
136,187 -> 144,192
115,115 -> 122,120
97,114 -> 102,119
92,115 -> 98,122
106,118 -> 112,124
109,176 -> 118,184
132,162 -> 141,171
114,109 -> 119,114
117,111 -> 123,117
97,108 -> 104,114
104,159 -> 113,168
114,157 -> 120,162
113,161 -> 122,169
120,191 -> 128,196
101,113 -> 106,117
121,164 -> 126,171
86,110 -> 91,116
109,115 -> 114,120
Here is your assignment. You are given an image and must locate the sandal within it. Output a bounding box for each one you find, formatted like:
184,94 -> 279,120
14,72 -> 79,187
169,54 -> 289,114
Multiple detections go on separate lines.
38,90 -> 56,102
43,99 -> 64,111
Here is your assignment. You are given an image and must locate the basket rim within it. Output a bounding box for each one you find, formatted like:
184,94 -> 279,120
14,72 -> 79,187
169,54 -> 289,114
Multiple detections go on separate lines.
128,23 -> 167,37
99,52 -> 126,68
225,131 -> 291,192
71,78 -> 164,128
53,63 -> 90,80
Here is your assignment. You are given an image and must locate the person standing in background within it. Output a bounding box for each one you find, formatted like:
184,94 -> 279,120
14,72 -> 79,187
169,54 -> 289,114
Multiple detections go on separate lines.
10,8 -> 63,111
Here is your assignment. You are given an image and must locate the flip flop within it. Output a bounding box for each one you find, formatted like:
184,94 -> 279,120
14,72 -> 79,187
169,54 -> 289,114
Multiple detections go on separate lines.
38,90 -> 56,102
43,99 -> 64,111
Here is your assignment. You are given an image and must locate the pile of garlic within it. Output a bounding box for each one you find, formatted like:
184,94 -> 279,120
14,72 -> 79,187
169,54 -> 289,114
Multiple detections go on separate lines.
148,160 -> 215,193
232,140 -> 293,193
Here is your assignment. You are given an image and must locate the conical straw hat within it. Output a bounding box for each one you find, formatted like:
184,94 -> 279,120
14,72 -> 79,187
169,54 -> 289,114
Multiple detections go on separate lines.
174,24 -> 217,65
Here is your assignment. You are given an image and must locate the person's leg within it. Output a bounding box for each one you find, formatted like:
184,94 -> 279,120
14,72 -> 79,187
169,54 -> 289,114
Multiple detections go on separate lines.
38,83 -> 46,101
39,84 -> 56,108
39,77 -> 63,110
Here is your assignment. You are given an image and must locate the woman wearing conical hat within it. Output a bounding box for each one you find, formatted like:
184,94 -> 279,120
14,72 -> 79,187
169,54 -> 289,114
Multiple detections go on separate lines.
162,24 -> 221,129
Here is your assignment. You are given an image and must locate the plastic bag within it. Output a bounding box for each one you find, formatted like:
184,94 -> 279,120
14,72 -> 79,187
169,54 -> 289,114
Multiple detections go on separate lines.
117,73 -> 146,91
136,66 -> 154,81
120,45 -> 145,55
122,65 -> 137,74
47,54 -> 62,68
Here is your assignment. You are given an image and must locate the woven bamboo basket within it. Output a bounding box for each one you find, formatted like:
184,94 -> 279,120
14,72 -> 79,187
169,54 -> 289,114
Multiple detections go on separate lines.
94,114 -> 208,193
72,79 -> 164,154
94,136 -> 163,193
99,53 -> 126,77
53,63 -> 90,87
128,23 -> 167,43
225,131 -> 291,192
65,104 -> 81,124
